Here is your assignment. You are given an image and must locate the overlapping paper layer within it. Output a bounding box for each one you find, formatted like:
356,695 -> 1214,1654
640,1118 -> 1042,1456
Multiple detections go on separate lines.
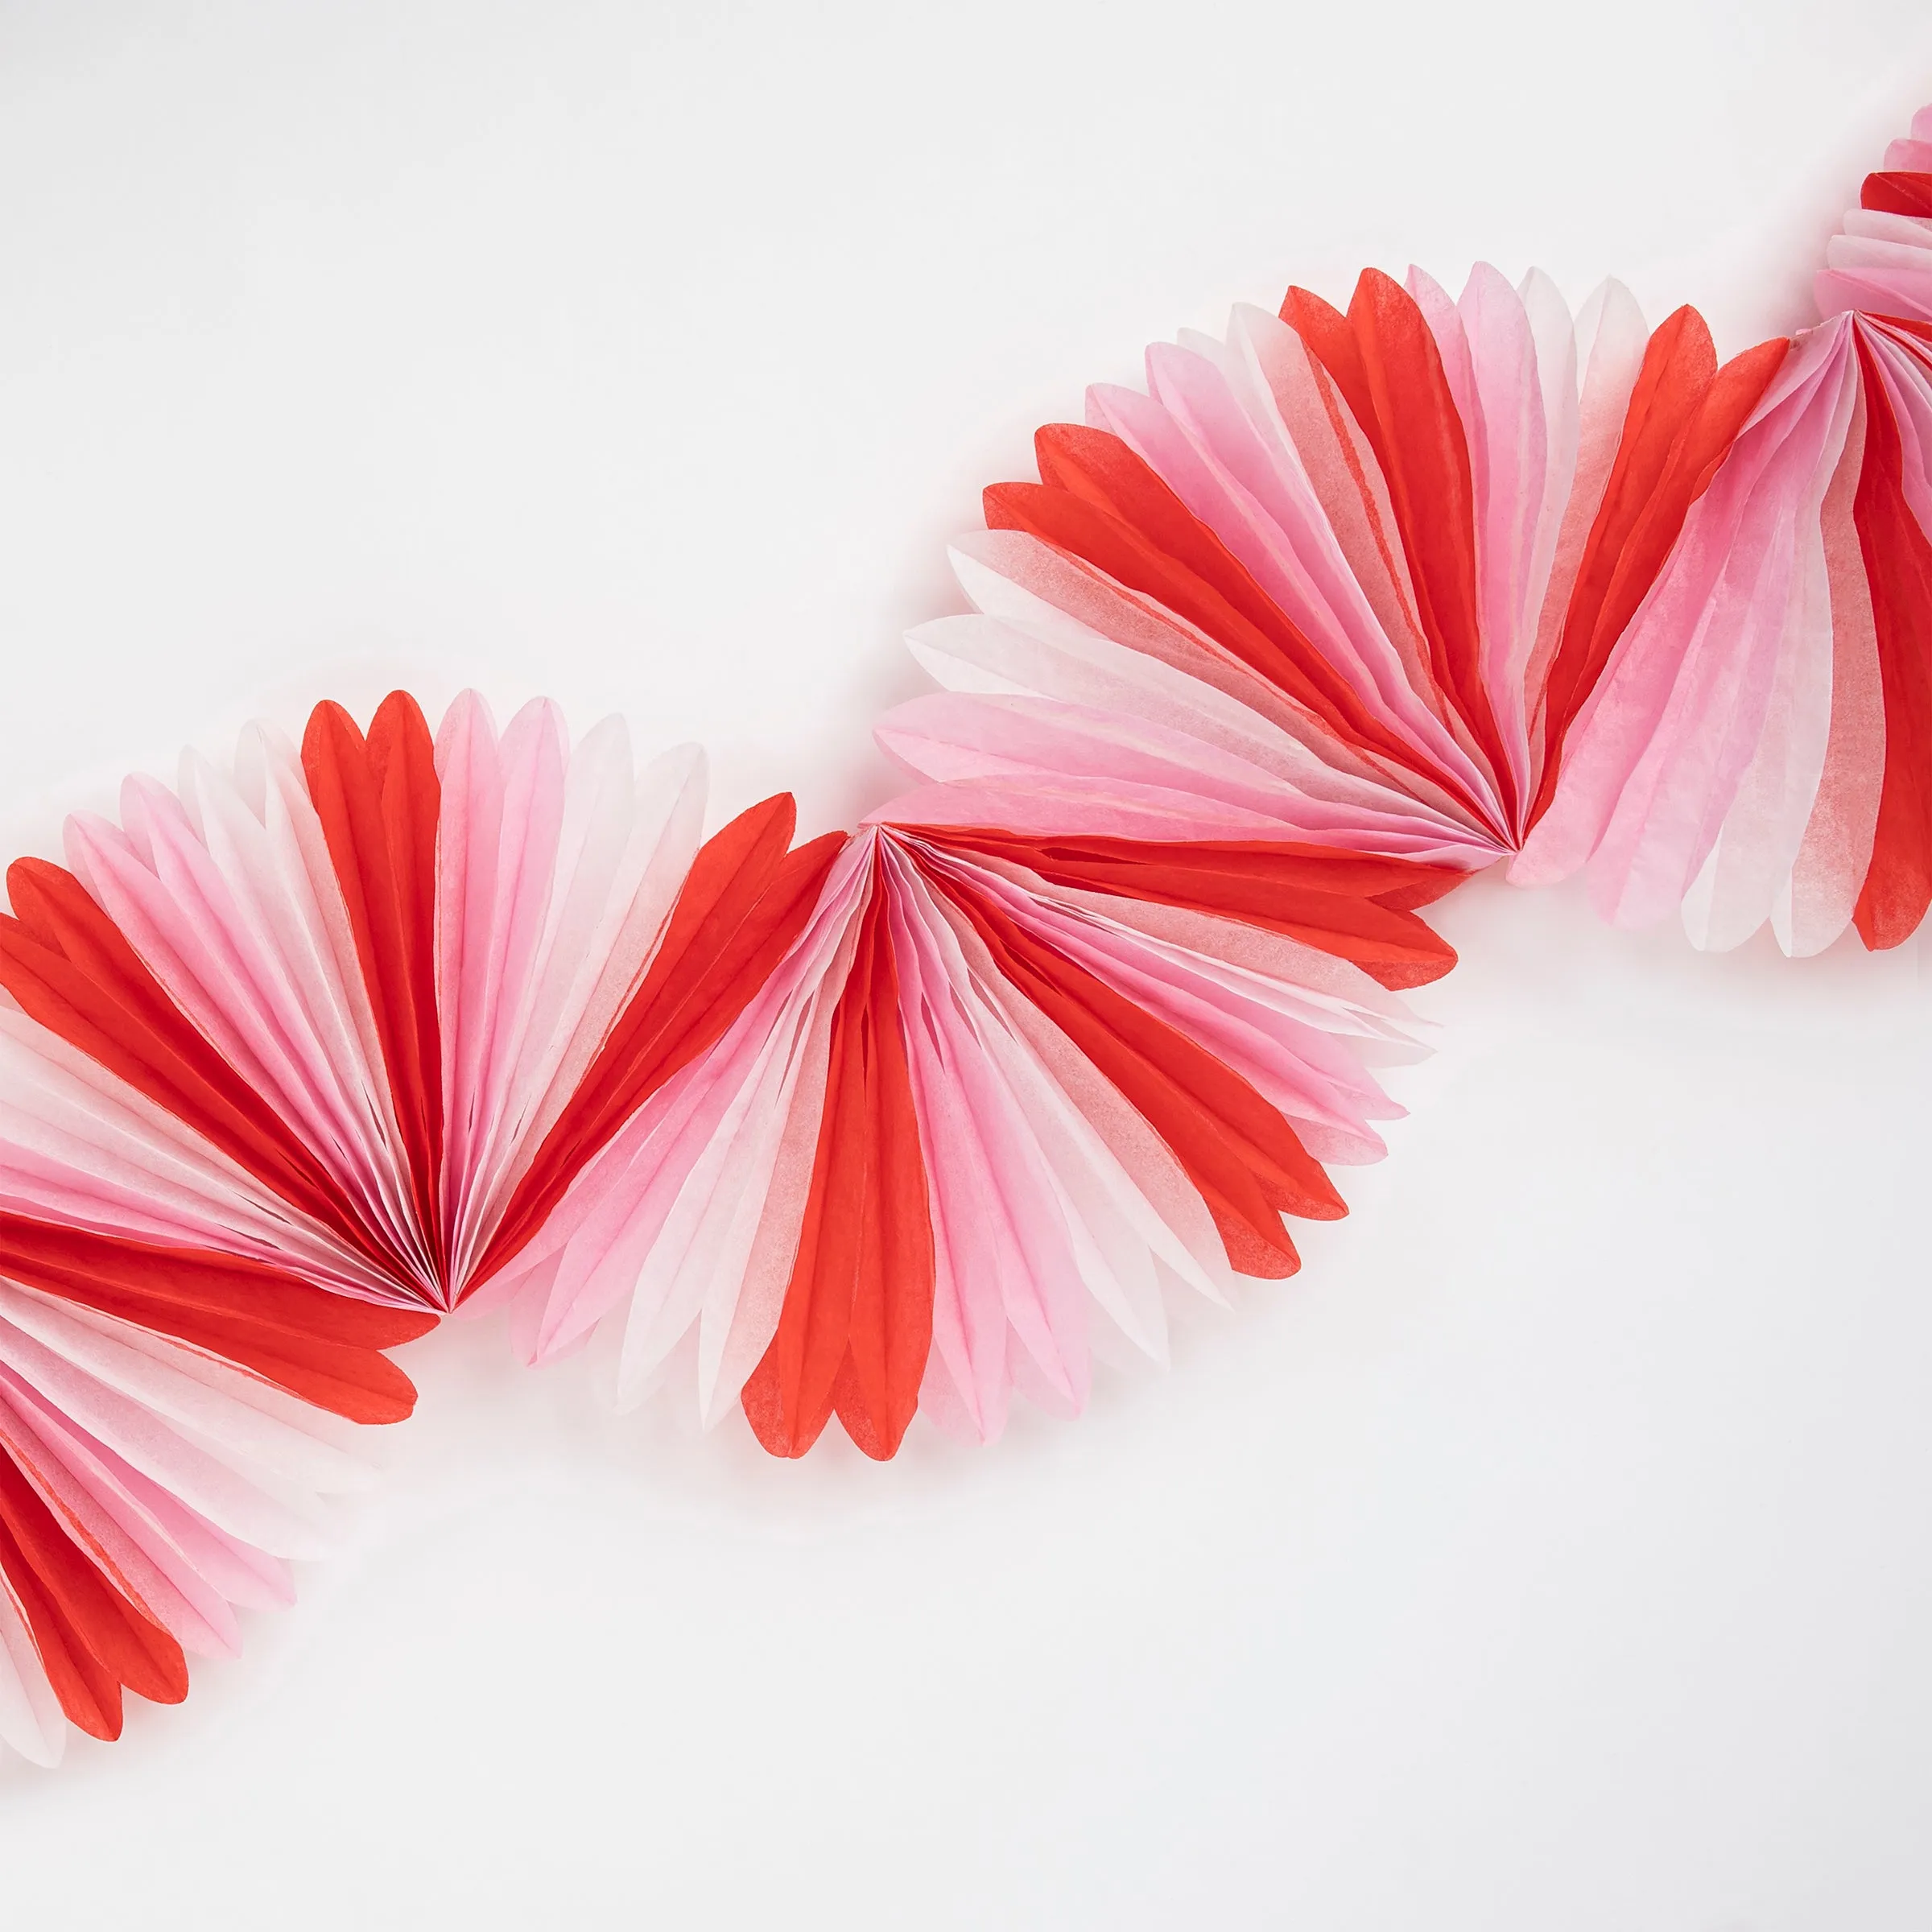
5,101 -> 1930,1765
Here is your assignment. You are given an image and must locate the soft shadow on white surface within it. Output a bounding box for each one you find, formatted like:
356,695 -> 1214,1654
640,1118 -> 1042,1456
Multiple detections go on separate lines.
2,4 -> 1932,1929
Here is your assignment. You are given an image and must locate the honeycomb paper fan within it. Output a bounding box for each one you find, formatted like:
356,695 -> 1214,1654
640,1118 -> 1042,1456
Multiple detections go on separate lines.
1518,106 -> 1932,953
0,687 -> 836,1761
489,822 -> 1455,1457
1814,105 -> 1932,322
0,1223 -> 432,1765
877,266 -> 1783,881
0,691 -> 833,1318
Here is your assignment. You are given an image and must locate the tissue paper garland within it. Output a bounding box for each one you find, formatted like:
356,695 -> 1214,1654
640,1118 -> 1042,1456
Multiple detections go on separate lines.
4,100 -> 1932,1761
0,688 -> 1454,1744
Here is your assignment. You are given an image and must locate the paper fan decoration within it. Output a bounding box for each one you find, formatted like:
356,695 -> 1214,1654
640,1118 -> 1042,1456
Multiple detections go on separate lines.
0,687 -> 837,1757
0,690 -> 835,1319
1512,105 -> 1932,952
0,1226 -> 431,1764
1815,105 -> 1932,317
486,822 -> 1455,1457
876,267 -> 1782,888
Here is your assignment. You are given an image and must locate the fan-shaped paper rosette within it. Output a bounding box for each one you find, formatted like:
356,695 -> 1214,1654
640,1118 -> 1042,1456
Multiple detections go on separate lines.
0,689 -> 837,1757
875,114 -> 1932,957
876,266 -> 1779,875
1513,105 -> 1932,952
0,1242 -> 428,1765
0,692 -> 837,1317
488,822 -> 1457,1458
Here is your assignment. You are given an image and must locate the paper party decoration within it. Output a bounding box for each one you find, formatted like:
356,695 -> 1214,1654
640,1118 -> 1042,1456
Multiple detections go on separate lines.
0,1236 -> 431,1764
3,97 -> 1929,1763
0,689 -> 828,1756
876,271 -> 1780,875
1515,114 -> 1932,950
484,822 -> 1455,1455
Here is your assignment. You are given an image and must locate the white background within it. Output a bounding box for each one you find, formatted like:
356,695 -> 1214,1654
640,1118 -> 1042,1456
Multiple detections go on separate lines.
1,3 -> 1930,1926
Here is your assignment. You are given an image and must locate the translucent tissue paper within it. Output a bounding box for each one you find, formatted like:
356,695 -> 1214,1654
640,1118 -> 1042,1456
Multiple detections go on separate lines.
6,100 -> 1932,1766
878,107 -> 1932,956
487,820 -> 1455,1456
0,687 -> 825,1757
